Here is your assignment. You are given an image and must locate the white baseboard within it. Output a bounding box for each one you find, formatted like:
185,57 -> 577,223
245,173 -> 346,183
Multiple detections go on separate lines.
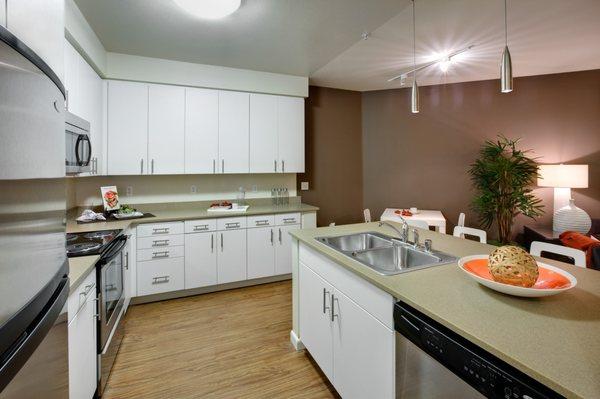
290,330 -> 304,351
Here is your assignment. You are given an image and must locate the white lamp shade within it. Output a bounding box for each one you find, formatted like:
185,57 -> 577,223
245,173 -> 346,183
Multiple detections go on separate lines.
538,164 -> 588,188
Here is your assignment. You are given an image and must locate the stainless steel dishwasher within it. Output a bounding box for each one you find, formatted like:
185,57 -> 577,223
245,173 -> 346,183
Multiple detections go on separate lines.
394,302 -> 563,399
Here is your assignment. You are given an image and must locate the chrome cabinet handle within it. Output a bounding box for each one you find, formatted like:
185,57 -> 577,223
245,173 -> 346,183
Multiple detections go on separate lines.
283,218 -> 296,223
255,220 -> 269,226
73,284 -> 96,319
330,294 -> 338,322
221,159 -> 224,173
225,222 -> 240,229
151,251 -> 169,259
282,160 -> 285,173
152,276 -> 170,284
125,252 -> 129,270
151,159 -> 155,174
322,288 -> 330,314
193,224 -> 209,231
220,233 -> 224,252
211,234 -> 214,253
152,239 -> 169,247
152,227 -> 169,234
270,229 -> 274,245
278,228 -> 282,244
213,159 -> 216,174
140,159 -> 144,174
274,160 -> 277,172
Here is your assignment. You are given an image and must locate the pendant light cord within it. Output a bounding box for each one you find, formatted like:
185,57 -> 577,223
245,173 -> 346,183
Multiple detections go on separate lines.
412,0 -> 416,73
504,0 -> 508,45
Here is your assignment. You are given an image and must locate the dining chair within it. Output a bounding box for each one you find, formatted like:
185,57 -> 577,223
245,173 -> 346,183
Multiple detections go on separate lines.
453,226 -> 487,244
407,219 -> 429,229
457,213 -> 466,227
530,241 -> 586,268
363,209 -> 371,223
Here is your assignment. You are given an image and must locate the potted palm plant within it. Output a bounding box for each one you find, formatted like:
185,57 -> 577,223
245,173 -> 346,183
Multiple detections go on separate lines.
469,136 -> 544,244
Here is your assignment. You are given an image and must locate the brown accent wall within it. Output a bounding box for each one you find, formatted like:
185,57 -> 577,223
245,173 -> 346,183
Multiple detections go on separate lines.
299,86 -> 364,227
362,69 -> 600,239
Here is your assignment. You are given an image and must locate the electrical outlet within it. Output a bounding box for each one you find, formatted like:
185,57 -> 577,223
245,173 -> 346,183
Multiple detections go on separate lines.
251,185 -> 258,192
301,181 -> 309,191
126,186 -> 133,197
190,185 -> 197,194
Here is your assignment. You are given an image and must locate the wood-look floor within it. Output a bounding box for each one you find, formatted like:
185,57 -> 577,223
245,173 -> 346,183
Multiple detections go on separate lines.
103,281 -> 339,399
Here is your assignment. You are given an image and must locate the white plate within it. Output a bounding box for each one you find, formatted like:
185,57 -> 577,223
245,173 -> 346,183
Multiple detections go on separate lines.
457,254 -> 577,298
113,211 -> 144,219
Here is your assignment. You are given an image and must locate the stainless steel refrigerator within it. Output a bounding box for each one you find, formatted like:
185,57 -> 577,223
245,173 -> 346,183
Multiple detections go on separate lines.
0,25 -> 69,398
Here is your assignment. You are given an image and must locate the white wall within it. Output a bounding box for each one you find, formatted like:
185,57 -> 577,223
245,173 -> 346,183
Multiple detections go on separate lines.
105,53 -> 308,97
70,174 -> 297,207
64,0 -> 107,74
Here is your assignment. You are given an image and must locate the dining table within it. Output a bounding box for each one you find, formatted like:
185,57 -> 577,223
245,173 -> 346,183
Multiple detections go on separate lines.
380,208 -> 447,234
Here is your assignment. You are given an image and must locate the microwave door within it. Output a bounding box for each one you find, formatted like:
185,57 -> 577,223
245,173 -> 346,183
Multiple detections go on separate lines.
80,135 -> 92,167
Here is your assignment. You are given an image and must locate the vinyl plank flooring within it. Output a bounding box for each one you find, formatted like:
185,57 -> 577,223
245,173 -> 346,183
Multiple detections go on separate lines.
103,281 -> 339,399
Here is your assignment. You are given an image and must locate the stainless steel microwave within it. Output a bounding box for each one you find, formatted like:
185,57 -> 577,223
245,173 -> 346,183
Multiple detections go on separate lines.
65,111 -> 92,174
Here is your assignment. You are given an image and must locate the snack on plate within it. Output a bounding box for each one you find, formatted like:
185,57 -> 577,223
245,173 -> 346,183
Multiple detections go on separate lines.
488,246 -> 539,287
395,209 -> 413,217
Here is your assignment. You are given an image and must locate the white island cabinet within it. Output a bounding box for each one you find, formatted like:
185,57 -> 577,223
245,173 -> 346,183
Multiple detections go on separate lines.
297,245 -> 395,399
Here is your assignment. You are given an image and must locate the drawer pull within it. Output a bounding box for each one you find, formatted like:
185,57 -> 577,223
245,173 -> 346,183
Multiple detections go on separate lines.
255,220 -> 269,226
279,228 -> 282,244
193,225 -> 209,231
152,251 -> 170,259
270,229 -> 274,245
283,218 -> 296,223
152,276 -> 170,284
152,239 -> 169,247
211,234 -> 214,253
225,222 -> 240,229
152,227 -> 170,234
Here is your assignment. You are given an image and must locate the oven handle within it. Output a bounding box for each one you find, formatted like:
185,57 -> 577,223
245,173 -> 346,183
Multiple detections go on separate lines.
100,235 -> 127,264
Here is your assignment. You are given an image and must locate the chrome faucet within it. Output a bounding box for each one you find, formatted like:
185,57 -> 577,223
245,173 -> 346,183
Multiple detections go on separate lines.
412,228 -> 419,249
379,220 -> 409,243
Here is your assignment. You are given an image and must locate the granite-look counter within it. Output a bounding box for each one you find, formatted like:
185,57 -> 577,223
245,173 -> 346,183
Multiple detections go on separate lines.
69,255 -> 99,293
66,199 -> 318,234
290,222 -> 600,399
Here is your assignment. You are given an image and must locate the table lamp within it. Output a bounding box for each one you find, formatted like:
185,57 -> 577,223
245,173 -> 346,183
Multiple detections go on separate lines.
537,164 -> 591,234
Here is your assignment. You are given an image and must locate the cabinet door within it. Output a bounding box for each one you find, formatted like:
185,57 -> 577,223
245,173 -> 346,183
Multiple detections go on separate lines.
0,1 -> 5,27
278,96 -> 304,173
63,39 -> 80,114
299,263 -> 333,381
123,229 -> 135,312
185,88 -> 219,174
217,229 -> 247,284
247,227 -> 275,279
7,0 -> 64,81
332,288 -> 395,399
218,91 -> 249,174
185,232 -> 217,289
78,56 -> 104,176
250,94 -> 278,173
107,81 -> 148,175
275,224 -> 300,275
68,292 -> 97,399
148,84 -> 185,174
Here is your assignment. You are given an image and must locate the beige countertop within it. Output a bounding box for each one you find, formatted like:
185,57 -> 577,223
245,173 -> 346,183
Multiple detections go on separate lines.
291,222 -> 600,399
66,199 -> 319,234
69,255 -> 99,293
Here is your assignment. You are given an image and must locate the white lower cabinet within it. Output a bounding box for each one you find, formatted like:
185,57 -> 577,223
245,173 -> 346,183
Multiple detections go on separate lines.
123,228 -> 135,313
137,258 -> 185,296
247,227 -> 275,279
275,224 -> 300,275
185,231 -> 217,289
299,259 -> 395,399
217,228 -> 247,284
68,271 -> 97,399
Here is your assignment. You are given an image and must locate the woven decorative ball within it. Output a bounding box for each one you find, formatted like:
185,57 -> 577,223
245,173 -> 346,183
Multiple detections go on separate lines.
488,246 -> 539,288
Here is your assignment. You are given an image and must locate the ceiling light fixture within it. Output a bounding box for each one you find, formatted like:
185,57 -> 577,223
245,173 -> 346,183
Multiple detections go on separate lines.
411,0 -> 419,114
439,57 -> 450,73
173,0 -> 241,20
500,0 -> 513,92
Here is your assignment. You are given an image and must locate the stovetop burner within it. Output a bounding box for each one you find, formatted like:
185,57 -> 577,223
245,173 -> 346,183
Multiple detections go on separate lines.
84,231 -> 117,239
67,242 -> 102,255
66,234 -> 78,242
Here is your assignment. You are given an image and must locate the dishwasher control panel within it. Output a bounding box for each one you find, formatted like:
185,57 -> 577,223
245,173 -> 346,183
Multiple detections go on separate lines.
395,302 -> 564,399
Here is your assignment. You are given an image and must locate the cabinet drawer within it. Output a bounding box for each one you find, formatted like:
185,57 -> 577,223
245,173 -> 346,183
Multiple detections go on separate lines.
137,245 -> 184,262
216,216 -> 247,230
137,222 -> 184,237
275,213 -> 301,226
247,214 -> 275,228
137,257 -> 184,296
137,234 -> 184,249
185,219 -> 217,233
68,270 -> 96,324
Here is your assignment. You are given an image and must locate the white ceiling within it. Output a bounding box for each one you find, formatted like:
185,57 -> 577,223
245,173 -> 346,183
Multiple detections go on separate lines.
73,0 -> 405,77
311,0 -> 600,91
74,0 -> 600,91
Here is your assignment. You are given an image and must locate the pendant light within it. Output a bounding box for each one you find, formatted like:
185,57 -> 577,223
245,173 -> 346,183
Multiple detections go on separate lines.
411,0 -> 419,113
500,0 -> 513,93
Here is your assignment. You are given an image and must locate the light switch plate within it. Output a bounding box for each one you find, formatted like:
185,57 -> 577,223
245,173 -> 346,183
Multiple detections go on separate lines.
190,185 -> 197,194
126,186 -> 133,197
301,182 -> 309,191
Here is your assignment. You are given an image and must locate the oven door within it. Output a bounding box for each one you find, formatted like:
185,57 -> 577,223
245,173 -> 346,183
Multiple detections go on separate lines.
98,237 -> 126,350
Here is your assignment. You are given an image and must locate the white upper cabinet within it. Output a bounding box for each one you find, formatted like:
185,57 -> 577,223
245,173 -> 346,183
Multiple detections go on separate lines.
185,88 -> 219,174
0,1 -> 5,27
278,96 -> 305,173
63,39 -> 80,114
250,94 -> 278,173
6,0 -> 64,82
107,81 -> 148,175
218,91 -> 249,174
148,84 -> 185,174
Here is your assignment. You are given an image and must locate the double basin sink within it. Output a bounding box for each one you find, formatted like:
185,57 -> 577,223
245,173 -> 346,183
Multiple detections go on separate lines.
315,232 -> 457,275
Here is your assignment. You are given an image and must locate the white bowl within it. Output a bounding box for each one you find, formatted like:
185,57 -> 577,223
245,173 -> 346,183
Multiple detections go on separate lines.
457,254 -> 577,298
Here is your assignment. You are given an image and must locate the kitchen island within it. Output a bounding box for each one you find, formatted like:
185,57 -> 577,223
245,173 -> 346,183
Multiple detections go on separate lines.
290,222 -> 600,399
